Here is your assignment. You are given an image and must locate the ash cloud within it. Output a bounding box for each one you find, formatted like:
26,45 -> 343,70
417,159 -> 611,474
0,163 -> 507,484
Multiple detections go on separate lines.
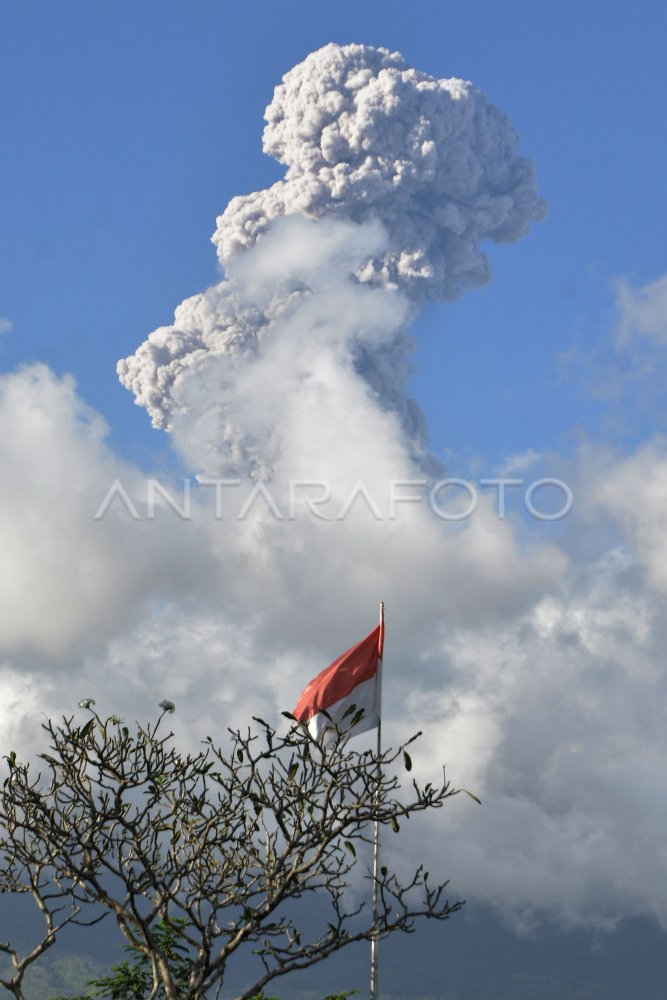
213,43 -> 545,300
117,43 -> 544,476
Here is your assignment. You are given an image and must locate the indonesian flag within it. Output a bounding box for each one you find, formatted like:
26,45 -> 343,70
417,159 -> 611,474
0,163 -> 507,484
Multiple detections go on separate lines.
294,617 -> 384,741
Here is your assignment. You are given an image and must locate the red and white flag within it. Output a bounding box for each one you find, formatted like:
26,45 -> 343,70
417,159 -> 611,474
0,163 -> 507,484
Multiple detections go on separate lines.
294,616 -> 384,741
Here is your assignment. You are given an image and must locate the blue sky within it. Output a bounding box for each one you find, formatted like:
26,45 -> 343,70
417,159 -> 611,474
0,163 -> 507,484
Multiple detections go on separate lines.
2,1 -> 667,997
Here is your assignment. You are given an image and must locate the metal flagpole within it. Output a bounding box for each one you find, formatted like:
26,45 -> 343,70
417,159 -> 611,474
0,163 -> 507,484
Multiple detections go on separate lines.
370,601 -> 384,1000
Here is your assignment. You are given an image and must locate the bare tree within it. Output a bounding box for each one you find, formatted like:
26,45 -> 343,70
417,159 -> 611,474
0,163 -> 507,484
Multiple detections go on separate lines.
0,708 -> 464,999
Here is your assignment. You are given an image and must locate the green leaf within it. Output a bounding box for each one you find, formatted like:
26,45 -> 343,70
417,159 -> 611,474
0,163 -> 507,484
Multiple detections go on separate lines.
350,708 -> 365,728
237,749 -> 244,763
344,840 -> 356,858
403,750 -> 412,772
281,710 -> 297,721
79,718 -> 95,738
380,865 -> 388,877
341,702 -> 357,720
390,816 -> 400,833
462,788 -> 482,805
288,762 -> 299,781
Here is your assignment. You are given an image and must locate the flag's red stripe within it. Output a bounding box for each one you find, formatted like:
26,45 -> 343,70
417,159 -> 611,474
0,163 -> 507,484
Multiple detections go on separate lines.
294,624 -> 383,723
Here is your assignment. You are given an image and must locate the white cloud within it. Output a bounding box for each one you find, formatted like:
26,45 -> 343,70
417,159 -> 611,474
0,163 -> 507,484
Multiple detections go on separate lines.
615,272 -> 667,347
4,357 -> 667,931
0,364 -> 216,663
404,534 -> 667,929
558,271 -> 667,419
0,315 -> 12,336
594,437 -> 667,592
496,447 -> 542,477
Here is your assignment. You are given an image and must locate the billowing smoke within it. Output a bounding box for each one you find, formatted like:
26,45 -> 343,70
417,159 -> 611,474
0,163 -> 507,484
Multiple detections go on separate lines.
117,43 -> 544,476
213,43 -> 545,298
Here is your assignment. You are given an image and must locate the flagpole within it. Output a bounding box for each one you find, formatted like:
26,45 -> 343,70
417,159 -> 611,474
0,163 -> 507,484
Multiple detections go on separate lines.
370,601 -> 384,1000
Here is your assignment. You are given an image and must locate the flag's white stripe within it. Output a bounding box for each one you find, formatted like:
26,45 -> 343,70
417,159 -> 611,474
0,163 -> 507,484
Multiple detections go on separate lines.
307,667 -> 381,741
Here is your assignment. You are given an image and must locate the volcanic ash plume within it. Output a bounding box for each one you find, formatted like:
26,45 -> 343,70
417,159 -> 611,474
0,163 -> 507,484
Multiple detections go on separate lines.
118,42 -> 545,475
